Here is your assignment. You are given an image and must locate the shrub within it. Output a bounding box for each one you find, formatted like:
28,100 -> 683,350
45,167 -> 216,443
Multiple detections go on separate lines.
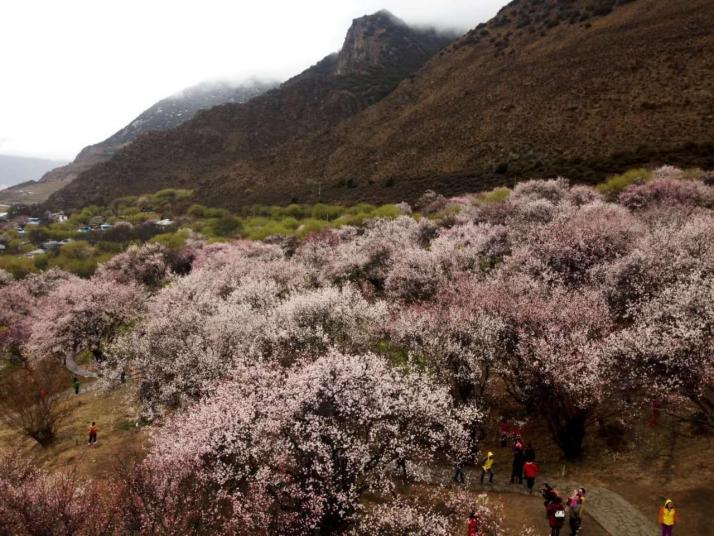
479,186 -> 512,204
206,215 -> 242,237
596,168 -> 651,197
0,256 -> 38,279
0,360 -> 71,446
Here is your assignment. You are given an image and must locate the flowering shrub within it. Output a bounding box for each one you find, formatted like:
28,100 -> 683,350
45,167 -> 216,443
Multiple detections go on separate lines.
324,217 -> 436,290
511,177 -> 571,204
430,222 -> 510,277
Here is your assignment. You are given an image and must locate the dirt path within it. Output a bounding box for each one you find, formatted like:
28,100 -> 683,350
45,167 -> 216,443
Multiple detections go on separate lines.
427,466 -> 658,536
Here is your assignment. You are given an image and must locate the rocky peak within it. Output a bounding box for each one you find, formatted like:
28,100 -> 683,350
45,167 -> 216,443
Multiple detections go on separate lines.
335,10 -> 444,76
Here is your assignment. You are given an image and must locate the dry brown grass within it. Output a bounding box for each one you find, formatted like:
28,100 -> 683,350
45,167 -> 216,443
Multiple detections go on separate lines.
0,380 -> 148,480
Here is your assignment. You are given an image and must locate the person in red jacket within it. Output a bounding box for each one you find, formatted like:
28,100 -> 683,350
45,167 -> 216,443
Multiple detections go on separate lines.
546,496 -> 567,536
523,460 -> 539,493
467,511 -> 480,536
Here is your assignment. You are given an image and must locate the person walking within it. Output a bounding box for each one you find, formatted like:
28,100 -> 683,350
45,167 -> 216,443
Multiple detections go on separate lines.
547,496 -> 567,536
453,458 -> 466,484
72,376 -> 80,395
524,442 -> 536,462
480,451 -> 495,485
523,459 -> 539,494
568,488 -> 586,535
541,483 -> 560,508
467,511 -> 480,536
499,417 -> 510,448
658,499 -> 677,536
510,436 -> 525,484
88,422 -> 98,446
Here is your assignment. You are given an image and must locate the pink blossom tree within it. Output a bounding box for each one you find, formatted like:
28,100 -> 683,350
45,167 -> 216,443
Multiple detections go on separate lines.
514,202 -> 643,286
25,278 -> 145,364
391,279 -> 504,405
475,276 -> 613,459
429,222 -> 511,279
0,454 -> 120,535
597,214 -> 714,319
144,352 -> 474,534
619,177 -> 714,211
352,492 -> 509,536
606,275 -> 714,428
0,269 -> 78,363
384,247 -> 442,303
96,243 -> 171,289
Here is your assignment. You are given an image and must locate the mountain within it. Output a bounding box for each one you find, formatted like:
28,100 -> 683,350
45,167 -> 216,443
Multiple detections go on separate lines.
0,154 -> 67,192
49,1 -> 714,211
47,10 -> 454,210
0,80 -> 274,204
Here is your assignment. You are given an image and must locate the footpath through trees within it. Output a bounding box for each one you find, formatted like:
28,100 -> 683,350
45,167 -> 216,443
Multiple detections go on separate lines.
427,465 -> 658,536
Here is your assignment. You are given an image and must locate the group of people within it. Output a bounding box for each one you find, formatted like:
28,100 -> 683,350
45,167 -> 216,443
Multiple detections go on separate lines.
477,433 -> 538,491
540,483 -> 586,536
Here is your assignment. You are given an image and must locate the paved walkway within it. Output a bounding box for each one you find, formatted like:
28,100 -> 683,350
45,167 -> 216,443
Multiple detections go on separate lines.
428,466 -> 658,536
65,354 -> 98,378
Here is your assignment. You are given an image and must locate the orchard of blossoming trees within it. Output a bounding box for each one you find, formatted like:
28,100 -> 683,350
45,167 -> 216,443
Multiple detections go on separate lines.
1,166 -> 713,534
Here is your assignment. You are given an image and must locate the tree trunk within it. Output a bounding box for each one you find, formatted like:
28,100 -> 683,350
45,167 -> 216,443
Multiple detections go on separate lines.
546,410 -> 589,461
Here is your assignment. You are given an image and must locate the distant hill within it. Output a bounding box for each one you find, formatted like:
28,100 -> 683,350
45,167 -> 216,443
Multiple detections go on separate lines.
0,79 -> 274,204
50,1 -> 714,211
0,154 -> 67,191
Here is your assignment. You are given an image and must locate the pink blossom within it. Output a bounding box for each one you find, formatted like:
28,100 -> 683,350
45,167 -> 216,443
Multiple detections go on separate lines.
144,352 -> 473,534
25,278 -> 145,363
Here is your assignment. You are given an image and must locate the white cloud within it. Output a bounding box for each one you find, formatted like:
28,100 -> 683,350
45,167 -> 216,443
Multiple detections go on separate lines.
0,0 -> 505,160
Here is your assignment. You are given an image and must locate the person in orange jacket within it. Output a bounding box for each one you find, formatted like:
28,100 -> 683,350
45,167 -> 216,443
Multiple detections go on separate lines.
658,499 -> 677,536
88,422 -> 98,446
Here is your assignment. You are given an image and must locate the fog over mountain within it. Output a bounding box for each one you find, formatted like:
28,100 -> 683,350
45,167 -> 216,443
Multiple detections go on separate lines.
0,0 -> 504,161
0,154 -> 68,191
0,78 -> 275,204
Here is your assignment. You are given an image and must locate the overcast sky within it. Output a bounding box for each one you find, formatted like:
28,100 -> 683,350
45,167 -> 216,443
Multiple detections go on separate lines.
0,0 -> 505,160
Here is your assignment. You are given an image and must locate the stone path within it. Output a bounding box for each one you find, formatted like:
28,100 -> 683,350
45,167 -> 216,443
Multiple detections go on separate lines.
65,354 -> 98,378
427,466 -> 658,536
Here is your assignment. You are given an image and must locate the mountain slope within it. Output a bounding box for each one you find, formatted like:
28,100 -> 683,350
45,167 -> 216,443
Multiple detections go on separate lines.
51,1 -> 714,210
48,11 -> 454,209
0,80 -> 274,204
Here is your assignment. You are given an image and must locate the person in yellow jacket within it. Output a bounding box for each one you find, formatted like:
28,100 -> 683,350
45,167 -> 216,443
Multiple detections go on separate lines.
658,499 -> 677,536
480,451 -> 495,485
